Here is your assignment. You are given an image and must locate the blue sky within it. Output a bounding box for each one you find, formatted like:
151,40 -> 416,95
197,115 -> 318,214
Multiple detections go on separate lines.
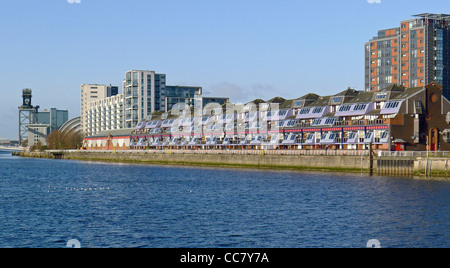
0,0 -> 449,139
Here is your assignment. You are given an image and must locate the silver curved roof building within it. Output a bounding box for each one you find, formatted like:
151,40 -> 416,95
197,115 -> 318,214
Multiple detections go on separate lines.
59,116 -> 82,135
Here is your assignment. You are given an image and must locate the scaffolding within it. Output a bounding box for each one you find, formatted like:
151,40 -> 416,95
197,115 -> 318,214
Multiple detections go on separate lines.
413,13 -> 450,29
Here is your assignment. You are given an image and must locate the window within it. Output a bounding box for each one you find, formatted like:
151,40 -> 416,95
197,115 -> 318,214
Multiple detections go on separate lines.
364,132 -> 374,142
443,129 -> 450,143
353,104 -> 367,111
339,105 -> 352,112
312,119 -> 323,126
348,132 -> 357,141
380,131 -> 389,142
384,101 -> 400,109
278,110 -> 288,117
299,108 -> 311,115
286,120 -> 296,127
324,118 -> 336,125
293,100 -> 304,108
376,93 -> 387,100
312,107 -> 324,114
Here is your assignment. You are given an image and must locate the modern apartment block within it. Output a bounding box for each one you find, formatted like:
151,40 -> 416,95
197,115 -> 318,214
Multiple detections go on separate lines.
365,13 -> 450,99
164,85 -> 202,112
123,70 -> 167,128
82,69 -> 227,136
81,84 -> 119,134
85,94 -> 124,137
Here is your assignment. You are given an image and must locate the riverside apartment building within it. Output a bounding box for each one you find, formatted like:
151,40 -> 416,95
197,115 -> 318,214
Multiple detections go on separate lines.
365,13 -> 450,100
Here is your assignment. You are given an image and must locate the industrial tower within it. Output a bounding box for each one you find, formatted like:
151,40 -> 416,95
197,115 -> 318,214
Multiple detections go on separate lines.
18,89 -> 39,145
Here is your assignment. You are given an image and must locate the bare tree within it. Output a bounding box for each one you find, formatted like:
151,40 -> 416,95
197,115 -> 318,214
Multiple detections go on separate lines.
46,130 -> 83,150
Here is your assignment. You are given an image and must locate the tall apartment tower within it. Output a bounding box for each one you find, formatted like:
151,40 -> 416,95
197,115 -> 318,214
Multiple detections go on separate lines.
365,13 -> 450,99
80,84 -> 119,135
123,70 -> 166,128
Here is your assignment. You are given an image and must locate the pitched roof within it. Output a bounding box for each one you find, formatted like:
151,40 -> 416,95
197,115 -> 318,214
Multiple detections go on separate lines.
346,91 -> 375,104
308,96 -> 331,107
300,93 -> 320,101
267,96 -> 286,104
391,87 -> 425,100
280,99 -> 294,109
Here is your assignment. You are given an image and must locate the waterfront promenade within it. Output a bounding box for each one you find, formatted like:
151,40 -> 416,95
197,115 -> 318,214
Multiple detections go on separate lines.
0,146 -> 25,152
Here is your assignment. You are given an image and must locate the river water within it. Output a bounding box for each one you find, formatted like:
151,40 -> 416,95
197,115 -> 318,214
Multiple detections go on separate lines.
0,152 -> 448,248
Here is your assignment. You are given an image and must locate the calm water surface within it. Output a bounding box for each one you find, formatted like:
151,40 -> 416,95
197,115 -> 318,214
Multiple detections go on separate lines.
0,152 -> 448,248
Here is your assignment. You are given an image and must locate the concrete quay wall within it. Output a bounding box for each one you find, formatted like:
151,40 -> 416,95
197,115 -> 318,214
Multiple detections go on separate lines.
415,157 -> 450,177
15,150 -> 449,179
16,150 -> 371,173
67,151 -> 372,172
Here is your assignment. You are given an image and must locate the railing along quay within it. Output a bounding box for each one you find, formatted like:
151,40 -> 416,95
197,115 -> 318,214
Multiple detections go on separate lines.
123,149 -> 370,156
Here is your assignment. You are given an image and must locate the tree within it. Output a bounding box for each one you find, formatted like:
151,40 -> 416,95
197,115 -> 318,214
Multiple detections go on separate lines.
46,130 -> 83,150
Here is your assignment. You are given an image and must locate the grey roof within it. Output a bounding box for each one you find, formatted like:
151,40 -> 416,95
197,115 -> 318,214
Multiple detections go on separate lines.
345,91 -> 375,104
280,99 -> 294,109
307,96 -> 331,107
391,87 -> 425,100
335,88 -> 359,97
300,93 -> 320,101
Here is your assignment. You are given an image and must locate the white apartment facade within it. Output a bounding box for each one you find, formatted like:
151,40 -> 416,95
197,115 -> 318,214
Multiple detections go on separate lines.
81,84 -> 118,135
86,94 -> 124,137
82,69 -> 224,136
